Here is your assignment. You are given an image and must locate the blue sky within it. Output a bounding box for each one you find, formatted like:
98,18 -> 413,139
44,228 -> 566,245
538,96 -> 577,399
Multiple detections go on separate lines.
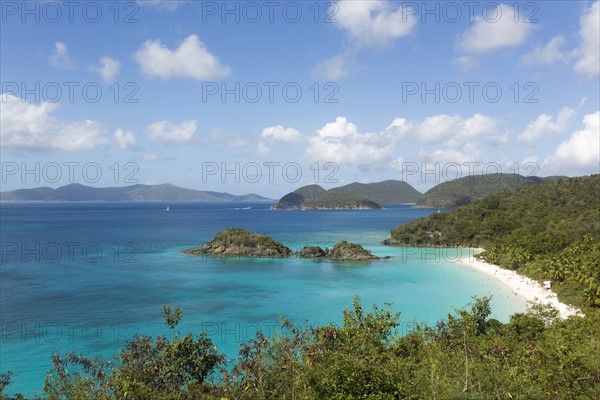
1,0 -> 599,197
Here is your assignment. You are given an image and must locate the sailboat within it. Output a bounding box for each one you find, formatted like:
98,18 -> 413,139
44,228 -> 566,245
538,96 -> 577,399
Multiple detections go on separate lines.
165,206 -> 170,212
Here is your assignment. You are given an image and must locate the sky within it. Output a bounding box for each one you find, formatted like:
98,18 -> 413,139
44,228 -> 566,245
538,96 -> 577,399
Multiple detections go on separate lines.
1,0 -> 599,198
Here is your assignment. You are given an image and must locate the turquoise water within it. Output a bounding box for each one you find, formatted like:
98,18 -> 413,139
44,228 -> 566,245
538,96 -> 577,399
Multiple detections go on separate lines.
0,203 -> 526,396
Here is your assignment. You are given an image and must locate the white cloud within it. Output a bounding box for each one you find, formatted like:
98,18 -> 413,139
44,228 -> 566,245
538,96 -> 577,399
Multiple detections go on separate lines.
521,36 -> 570,66
416,113 -> 501,148
544,111 -> 600,171
137,0 -> 186,10
261,125 -> 302,142
420,146 -> 483,165
574,1 -> 600,78
311,54 -> 352,80
490,131 -> 510,146
210,129 -> 249,148
145,120 -> 197,143
114,128 -> 137,150
518,107 -> 575,141
258,125 -> 303,156
417,144 -> 486,180
306,117 -> 396,165
382,117 -> 413,142
0,94 -> 108,151
134,34 -> 231,80
141,153 -> 159,161
452,56 -> 478,71
457,3 -> 533,53
48,42 -> 76,69
89,56 -> 121,83
336,0 -> 416,49
266,114 -> 500,166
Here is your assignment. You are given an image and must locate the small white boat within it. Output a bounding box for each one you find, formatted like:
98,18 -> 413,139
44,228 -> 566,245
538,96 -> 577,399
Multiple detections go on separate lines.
165,206 -> 170,211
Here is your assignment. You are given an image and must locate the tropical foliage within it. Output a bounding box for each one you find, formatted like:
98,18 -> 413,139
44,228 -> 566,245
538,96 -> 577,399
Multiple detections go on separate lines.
415,173 -> 551,208
387,175 -> 600,308
2,297 -> 599,399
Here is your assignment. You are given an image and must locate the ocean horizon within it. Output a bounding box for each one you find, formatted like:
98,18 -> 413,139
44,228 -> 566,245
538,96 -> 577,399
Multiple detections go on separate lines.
0,202 -> 527,396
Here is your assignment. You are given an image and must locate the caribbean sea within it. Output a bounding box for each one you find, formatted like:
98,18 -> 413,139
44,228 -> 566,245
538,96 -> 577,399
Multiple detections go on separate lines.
0,202 -> 527,396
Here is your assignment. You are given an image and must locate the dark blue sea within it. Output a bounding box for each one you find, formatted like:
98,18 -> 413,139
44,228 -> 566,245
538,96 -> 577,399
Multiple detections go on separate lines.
0,202 -> 526,396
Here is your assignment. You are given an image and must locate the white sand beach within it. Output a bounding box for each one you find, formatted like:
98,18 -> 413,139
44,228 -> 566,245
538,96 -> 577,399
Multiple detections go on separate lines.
458,249 -> 583,319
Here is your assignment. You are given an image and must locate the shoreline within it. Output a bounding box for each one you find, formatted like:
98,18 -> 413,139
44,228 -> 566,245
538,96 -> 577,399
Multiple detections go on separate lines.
457,249 -> 583,319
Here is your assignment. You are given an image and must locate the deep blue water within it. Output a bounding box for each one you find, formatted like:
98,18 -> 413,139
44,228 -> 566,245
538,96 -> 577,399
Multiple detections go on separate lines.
0,202 -> 526,396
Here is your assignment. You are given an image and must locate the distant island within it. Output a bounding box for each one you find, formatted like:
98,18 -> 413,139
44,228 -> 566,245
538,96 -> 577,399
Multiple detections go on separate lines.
183,228 -> 381,261
1,174 -> 568,207
183,228 -> 293,258
273,180 -> 421,210
0,183 -> 274,202
415,173 -> 565,208
298,241 -> 382,261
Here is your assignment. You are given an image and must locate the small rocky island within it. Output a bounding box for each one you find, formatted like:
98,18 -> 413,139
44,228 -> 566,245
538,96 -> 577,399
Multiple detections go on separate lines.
183,228 -> 381,261
183,228 -> 293,258
298,241 -> 381,261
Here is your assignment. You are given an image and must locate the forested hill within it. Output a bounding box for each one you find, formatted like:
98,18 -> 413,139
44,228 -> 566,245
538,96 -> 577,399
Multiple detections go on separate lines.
328,180 -> 421,205
274,180 -> 421,209
386,174 -> 600,307
415,173 -> 561,208
387,175 -> 600,249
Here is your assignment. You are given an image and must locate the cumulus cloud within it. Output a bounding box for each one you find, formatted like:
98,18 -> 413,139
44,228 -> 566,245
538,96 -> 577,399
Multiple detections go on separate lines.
335,0 -> 416,49
210,129 -> 249,148
416,113 -> 501,148
114,128 -> 137,150
134,34 -> 231,80
145,120 -> 197,143
263,114 -> 500,166
258,125 -> 304,156
49,42 -> 76,69
457,3 -> 533,53
544,111 -> 600,171
261,125 -> 303,143
420,146 -> 483,165
574,1 -> 600,77
137,0 -> 187,10
311,1 -> 415,79
452,56 -> 478,71
518,107 -> 575,141
415,144 -> 487,180
0,94 -> 108,151
521,36 -> 570,66
305,117 -> 398,165
311,54 -> 353,80
89,56 -> 121,83
141,153 -> 159,161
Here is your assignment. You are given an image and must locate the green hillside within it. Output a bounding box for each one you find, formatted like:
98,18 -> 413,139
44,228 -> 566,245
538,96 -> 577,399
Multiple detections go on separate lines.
415,173 -> 550,208
274,180 -> 420,209
273,184 -> 327,209
387,174 -> 600,308
329,180 -> 421,204
301,193 -> 382,209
